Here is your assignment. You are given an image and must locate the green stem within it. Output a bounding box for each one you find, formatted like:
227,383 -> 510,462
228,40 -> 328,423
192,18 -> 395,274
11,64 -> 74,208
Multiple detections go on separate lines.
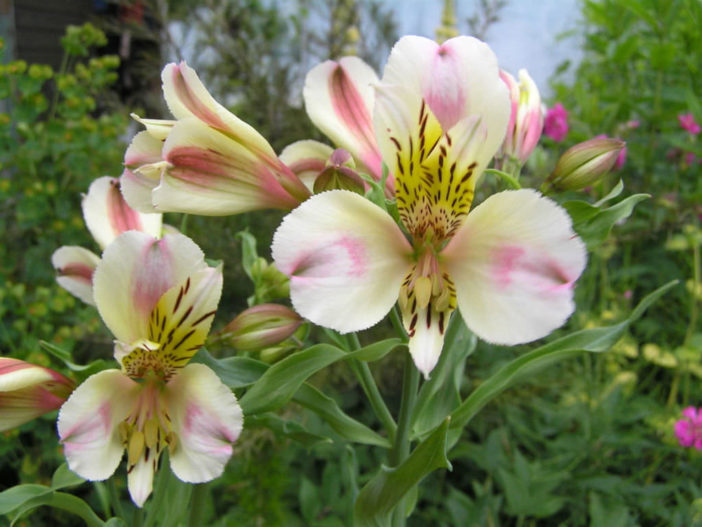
346,333 -> 397,441
684,237 -> 700,345
179,213 -> 189,235
484,168 -> 521,189
187,483 -> 208,527
390,351 -> 420,527
107,479 -> 126,521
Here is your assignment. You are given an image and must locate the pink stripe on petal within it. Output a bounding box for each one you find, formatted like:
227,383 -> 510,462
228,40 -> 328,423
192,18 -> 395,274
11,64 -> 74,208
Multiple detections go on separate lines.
57,263 -> 94,284
423,44 -> 466,132
107,179 -> 144,235
131,238 -> 174,317
170,63 -> 227,131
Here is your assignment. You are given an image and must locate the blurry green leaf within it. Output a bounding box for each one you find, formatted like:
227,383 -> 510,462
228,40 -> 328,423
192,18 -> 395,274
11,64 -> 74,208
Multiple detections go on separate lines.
240,339 -> 403,415
564,193 -> 649,249
0,485 -> 49,515
353,418 -> 451,527
300,477 -> 321,523
293,383 -> 390,448
448,280 -> 677,434
589,492 -> 633,526
191,348 -> 267,388
246,413 -> 331,447
40,340 -> 110,376
235,230 -> 259,280
2,487 -> 105,527
51,463 -> 85,490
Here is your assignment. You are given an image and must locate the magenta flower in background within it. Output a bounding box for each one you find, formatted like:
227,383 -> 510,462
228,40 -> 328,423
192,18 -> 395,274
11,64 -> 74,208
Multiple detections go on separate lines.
678,113 -> 701,135
675,406 -> 702,449
544,103 -> 569,141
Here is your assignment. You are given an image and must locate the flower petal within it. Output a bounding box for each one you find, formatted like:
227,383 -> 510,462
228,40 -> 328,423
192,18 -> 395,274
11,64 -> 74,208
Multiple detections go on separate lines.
57,370 -> 139,481
130,113 -> 174,141
93,231 -> 207,345
155,118 -> 308,215
122,130 -> 166,213
442,189 -> 587,344
279,140 -> 334,190
272,190 -> 412,333
82,176 -> 162,250
127,456 -> 156,508
303,57 -> 384,183
52,246 -> 100,305
166,364 -> 243,483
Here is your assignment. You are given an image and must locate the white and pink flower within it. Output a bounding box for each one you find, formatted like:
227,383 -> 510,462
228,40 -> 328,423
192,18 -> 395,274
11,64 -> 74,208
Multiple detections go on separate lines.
122,62 -> 310,215
498,69 -> 543,164
57,231 -> 242,507
272,36 -> 587,378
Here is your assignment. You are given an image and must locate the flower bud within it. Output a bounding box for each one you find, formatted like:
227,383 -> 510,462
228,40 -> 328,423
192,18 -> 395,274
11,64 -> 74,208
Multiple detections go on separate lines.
220,304 -> 303,352
313,148 -> 365,194
544,137 -> 626,191
0,358 -> 74,432
498,69 -> 543,164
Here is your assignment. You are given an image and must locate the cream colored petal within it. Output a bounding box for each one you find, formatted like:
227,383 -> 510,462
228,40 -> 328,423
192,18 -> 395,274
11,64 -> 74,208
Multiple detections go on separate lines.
57,370 -> 139,481
442,190 -> 587,344
52,246 -> 100,305
303,57 -> 383,181
127,456 -> 156,508
130,113 -> 175,141
167,364 -> 243,483
93,231 -> 207,344
82,176 -> 162,250
272,190 -> 412,333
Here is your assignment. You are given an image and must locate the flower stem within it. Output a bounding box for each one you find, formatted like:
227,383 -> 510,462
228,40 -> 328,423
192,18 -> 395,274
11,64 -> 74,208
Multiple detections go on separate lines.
347,333 -> 397,441
187,483 -> 208,527
390,351 -> 420,527
107,479 -> 126,521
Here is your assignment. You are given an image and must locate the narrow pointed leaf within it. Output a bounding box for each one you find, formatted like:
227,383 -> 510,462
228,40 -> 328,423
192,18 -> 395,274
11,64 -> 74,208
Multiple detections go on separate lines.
191,348 -> 267,388
246,413 -> 332,447
9,491 -> 105,527
448,280 -> 677,435
353,418 -> 451,527
293,383 -> 391,448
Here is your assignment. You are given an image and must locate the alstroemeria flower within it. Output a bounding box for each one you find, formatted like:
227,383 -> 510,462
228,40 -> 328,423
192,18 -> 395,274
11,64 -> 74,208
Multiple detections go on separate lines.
273,36 -> 587,377
122,62 -> 310,216
52,176 -> 162,305
498,69 -> 543,164
0,358 -> 74,432
303,56 -> 391,194
58,231 -> 243,507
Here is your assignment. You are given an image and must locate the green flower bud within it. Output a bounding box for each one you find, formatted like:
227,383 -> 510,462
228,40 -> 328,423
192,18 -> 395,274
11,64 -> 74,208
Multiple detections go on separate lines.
544,137 -> 625,192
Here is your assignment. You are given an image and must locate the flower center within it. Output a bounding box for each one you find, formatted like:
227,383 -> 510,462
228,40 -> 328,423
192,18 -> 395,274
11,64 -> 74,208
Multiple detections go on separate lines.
118,378 -> 176,475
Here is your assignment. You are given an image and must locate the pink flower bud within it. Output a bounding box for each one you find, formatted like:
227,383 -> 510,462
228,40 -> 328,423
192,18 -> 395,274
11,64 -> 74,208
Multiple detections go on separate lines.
543,103 -> 569,142
220,304 -> 303,352
545,137 -> 626,191
499,69 -> 544,163
313,148 -> 366,194
0,358 -> 74,432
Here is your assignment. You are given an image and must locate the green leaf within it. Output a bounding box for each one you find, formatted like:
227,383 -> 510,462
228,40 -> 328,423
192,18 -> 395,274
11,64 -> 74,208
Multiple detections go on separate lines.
191,348 -> 268,388
0,485 -> 50,515
51,463 -> 85,490
240,339 -> 403,415
10,491 -> 105,527
563,193 -> 649,249
40,340 -> 110,376
448,280 -> 677,435
293,383 -> 391,448
353,418 -> 451,527
246,413 -> 331,447
235,230 -> 259,280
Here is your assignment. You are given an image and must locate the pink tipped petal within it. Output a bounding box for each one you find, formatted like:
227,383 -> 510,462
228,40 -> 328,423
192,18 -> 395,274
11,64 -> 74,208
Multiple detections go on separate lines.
93,231 -> 207,345
272,190 -> 412,333
161,62 -> 276,156
52,246 -> 100,305
156,118 -> 308,215
442,189 -> 587,345
82,177 -> 162,250
279,140 -> 335,190
304,57 -> 384,182
58,370 -> 139,481
122,131 -> 166,213
166,364 -> 243,483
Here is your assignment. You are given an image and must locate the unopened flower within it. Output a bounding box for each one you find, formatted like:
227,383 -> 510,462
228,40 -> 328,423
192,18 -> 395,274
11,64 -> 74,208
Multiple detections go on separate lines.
678,113 -> 701,135
675,406 -> 702,449
220,304 -> 303,352
498,69 -> 543,164
122,62 -> 310,215
279,143 -> 365,194
58,232 -> 242,507
52,176 -> 162,305
0,358 -> 74,432
544,137 -> 625,191
273,36 -> 586,378
544,103 -> 569,142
